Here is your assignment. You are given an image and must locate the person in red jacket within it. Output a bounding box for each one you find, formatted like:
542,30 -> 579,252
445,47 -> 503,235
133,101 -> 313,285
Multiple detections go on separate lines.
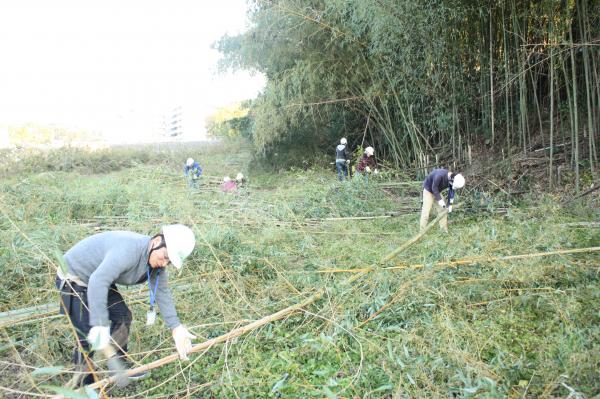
355,146 -> 379,175
221,176 -> 237,193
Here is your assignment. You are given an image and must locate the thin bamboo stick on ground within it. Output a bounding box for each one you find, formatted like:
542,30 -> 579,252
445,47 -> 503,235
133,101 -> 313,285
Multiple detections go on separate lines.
316,246 -> 600,274
308,215 -> 395,221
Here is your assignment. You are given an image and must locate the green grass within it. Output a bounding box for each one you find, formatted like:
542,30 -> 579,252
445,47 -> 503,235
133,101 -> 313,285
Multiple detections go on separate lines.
0,139 -> 598,398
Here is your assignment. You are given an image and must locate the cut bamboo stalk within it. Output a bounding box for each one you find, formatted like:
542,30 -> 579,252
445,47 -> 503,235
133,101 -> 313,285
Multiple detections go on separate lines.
88,291 -> 324,390
317,247 -> 600,274
373,181 -> 421,186
308,215 -> 394,221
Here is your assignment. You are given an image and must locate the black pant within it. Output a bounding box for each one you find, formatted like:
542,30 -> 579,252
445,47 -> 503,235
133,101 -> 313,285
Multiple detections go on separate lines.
56,277 -> 132,364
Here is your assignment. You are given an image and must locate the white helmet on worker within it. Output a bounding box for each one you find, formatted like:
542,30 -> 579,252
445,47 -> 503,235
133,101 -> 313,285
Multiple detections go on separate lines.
452,173 -> 465,189
223,176 -> 231,182
186,158 -> 194,167
235,173 -> 244,181
365,146 -> 374,156
340,137 -> 347,145
162,224 -> 195,269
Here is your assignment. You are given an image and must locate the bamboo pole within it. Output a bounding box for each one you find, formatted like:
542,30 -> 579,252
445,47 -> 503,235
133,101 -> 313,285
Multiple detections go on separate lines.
316,246 -> 600,274
578,0 -> 595,174
549,34 -> 555,188
89,291 -> 324,390
489,8 -> 495,145
307,215 -> 394,222
569,26 -> 580,193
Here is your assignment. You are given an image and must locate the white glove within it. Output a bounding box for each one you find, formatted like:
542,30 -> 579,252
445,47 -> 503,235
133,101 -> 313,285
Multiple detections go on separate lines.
365,166 -> 371,173
172,325 -> 196,360
88,326 -> 111,351
345,160 -> 350,164
374,169 -> 379,175
448,205 -> 453,213
437,199 -> 446,208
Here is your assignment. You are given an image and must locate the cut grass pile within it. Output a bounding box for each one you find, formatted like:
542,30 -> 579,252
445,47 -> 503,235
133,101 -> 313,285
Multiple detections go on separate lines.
0,139 -> 598,398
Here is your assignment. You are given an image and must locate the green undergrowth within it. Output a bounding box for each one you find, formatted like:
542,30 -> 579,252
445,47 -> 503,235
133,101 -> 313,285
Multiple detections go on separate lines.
0,140 -> 598,398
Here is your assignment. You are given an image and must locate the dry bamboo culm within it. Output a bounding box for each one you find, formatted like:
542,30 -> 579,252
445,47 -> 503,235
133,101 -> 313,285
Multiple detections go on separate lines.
316,246 -> 600,274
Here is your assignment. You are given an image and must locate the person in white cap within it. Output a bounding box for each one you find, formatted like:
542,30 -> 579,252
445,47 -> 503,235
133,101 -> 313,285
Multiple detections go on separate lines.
356,146 -> 379,176
55,225 -> 197,385
183,158 -> 202,188
420,169 -> 465,232
235,172 -> 245,187
335,138 -> 350,181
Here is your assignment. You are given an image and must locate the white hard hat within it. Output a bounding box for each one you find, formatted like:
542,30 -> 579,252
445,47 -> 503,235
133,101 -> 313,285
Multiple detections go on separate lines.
365,146 -> 374,156
236,173 -> 244,181
340,137 -> 347,145
223,176 -> 231,182
162,224 -> 195,269
186,158 -> 194,167
452,173 -> 465,189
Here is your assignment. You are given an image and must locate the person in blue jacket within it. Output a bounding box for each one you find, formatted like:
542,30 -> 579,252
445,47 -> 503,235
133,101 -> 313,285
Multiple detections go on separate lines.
420,169 -> 465,232
184,158 -> 202,188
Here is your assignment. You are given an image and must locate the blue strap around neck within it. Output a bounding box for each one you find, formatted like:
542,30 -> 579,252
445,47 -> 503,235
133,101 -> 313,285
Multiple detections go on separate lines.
147,267 -> 160,309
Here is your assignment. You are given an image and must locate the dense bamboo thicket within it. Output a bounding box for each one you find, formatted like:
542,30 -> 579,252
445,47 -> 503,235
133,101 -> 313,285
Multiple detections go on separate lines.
217,0 -> 599,187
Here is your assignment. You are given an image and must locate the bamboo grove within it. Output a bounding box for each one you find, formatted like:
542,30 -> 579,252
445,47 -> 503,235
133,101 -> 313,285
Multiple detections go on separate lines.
217,0 -> 600,188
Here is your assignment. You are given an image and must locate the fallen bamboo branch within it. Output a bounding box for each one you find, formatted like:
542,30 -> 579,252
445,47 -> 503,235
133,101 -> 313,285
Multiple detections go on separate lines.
357,273 -> 432,327
89,290 -> 324,390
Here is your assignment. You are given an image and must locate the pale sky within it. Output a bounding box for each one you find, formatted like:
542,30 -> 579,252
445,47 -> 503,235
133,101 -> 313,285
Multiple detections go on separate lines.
0,0 -> 264,143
